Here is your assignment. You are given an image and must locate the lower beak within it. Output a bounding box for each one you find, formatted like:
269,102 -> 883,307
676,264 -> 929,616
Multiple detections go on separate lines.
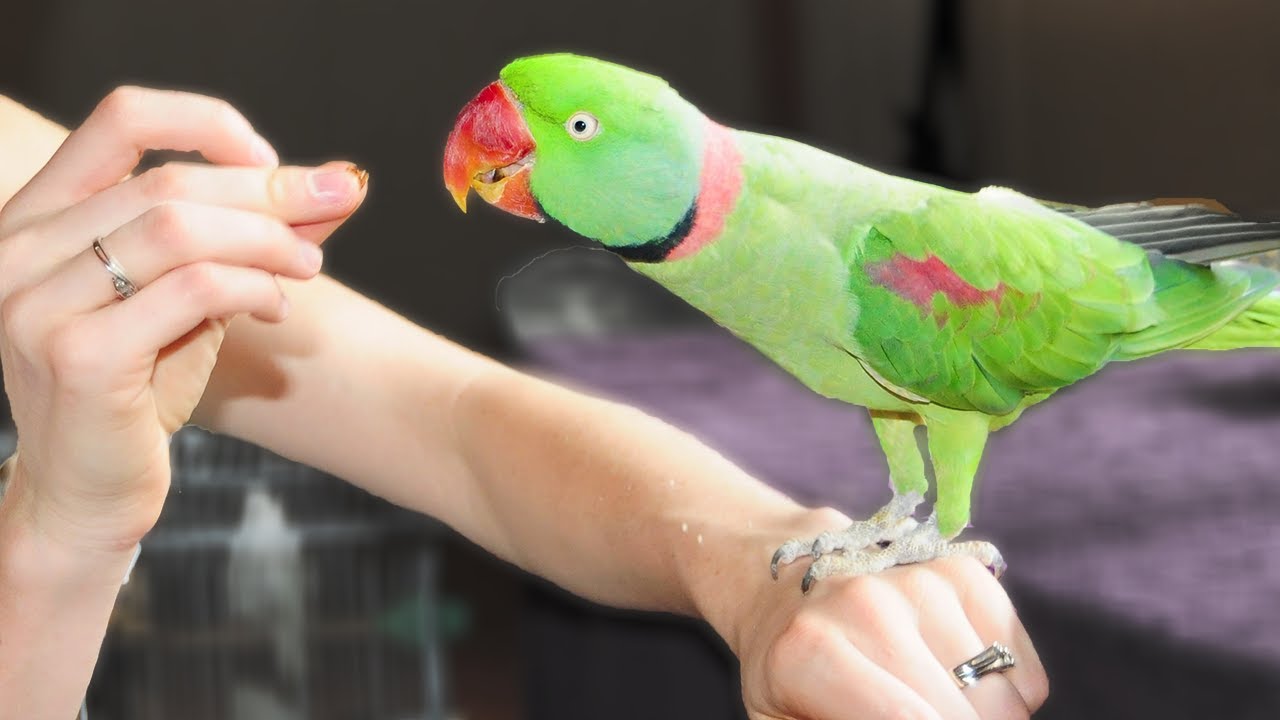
443,81 -> 544,222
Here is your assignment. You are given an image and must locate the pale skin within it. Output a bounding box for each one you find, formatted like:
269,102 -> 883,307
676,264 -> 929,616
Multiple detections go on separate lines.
0,88 -> 1048,720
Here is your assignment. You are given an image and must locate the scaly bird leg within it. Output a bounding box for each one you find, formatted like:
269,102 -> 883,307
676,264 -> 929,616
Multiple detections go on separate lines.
771,412 -> 929,579
774,411 -> 1006,593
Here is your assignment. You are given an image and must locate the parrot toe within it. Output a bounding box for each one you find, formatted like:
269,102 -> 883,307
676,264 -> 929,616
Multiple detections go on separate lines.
796,516 -> 1005,593
771,539 -> 812,580
810,515 -> 919,557
772,491 -> 926,588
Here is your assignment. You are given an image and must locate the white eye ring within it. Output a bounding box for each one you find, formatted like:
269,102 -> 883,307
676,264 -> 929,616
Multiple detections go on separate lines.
565,111 -> 601,141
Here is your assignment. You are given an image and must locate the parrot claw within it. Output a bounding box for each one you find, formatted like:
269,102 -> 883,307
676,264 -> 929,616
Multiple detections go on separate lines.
984,546 -> 1008,580
771,539 -> 813,580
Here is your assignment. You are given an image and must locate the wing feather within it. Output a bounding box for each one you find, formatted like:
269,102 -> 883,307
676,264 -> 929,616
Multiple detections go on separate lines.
847,189 -> 1154,414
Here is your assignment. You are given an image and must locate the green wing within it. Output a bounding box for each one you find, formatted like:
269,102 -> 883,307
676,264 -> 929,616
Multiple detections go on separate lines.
845,188 -> 1265,415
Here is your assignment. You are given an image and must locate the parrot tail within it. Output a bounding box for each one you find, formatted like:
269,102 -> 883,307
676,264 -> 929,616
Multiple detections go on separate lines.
1059,200 -> 1280,264
1116,258 -> 1280,360
1181,292 -> 1280,351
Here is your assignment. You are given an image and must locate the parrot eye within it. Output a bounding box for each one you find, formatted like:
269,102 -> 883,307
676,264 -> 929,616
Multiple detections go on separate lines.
565,111 -> 601,141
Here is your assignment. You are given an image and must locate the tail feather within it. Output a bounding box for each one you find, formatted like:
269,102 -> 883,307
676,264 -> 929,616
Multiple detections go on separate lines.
1116,258 -> 1280,360
1183,293 -> 1280,351
1050,198 -> 1280,357
1058,201 -> 1280,264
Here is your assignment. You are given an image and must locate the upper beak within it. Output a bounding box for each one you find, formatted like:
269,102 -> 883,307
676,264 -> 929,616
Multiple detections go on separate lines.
443,81 -> 543,221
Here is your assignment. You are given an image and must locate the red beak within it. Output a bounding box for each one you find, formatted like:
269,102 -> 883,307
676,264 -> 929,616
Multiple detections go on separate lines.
443,81 -> 543,222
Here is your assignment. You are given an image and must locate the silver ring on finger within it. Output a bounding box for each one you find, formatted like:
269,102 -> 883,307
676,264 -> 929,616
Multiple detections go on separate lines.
92,237 -> 138,300
953,642 -> 1016,688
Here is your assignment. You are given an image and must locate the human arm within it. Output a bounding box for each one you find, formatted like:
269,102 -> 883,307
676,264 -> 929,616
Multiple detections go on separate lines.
1,90 -> 1048,720
0,95 -> 66,204
0,464 -> 145,720
200,275 -> 1047,718
0,88 -> 365,718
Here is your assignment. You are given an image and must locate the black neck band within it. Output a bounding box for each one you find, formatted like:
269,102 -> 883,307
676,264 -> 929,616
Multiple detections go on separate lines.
606,202 -> 697,263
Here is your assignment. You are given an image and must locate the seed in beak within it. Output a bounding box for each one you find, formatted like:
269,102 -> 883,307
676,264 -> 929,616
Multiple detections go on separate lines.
475,155 -> 532,186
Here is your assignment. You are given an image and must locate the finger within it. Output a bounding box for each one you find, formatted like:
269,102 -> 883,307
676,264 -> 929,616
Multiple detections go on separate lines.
909,564 -> 1029,719
939,558 -> 1049,711
9,87 -> 276,220
290,167 -> 370,246
835,576 -> 979,720
89,263 -> 288,361
48,161 -> 367,250
28,202 -> 321,316
6,163 -> 364,292
773,617 -> 943,720
294,217 -> 351,246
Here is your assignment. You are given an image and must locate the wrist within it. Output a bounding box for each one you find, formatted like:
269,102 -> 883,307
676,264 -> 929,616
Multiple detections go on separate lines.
1,452 -> 159,555
678,503 -> 850,654
0,454 -> 140,720
0,484 -> 142,595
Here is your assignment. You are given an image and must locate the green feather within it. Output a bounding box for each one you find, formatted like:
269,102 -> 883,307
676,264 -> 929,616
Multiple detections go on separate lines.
482,54 -> 1280,540
1118,259 -> 1280,358
501,54 -> 704,246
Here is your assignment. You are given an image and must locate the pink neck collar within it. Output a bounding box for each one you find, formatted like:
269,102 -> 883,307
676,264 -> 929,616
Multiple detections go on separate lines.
665,120 -> 744,261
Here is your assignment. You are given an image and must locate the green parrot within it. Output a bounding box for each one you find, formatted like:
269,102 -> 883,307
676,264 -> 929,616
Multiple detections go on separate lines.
443,53 -> 1280,591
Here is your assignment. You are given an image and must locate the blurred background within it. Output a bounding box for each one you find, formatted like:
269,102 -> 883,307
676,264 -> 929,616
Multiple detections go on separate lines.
3,1 -> 1280,718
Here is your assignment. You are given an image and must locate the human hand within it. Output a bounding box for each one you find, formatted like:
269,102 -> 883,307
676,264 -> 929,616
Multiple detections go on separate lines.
0,86 -> 367,551
729,541 -> 1048,720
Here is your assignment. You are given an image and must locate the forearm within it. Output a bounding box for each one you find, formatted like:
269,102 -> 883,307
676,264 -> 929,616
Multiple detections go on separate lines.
449,363 -> 849,643
198,275 -> 496,519
0,95 -> 68,204
0,466 -> 138,718
201,276 -> 845,646
0,99 -> 116,715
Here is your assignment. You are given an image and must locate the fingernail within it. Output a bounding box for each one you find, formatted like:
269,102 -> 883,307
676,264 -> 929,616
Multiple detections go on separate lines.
307,166 -> 358,203
299,242 -> 323,273
348,165 -> 370,189
251,135 -> 279,167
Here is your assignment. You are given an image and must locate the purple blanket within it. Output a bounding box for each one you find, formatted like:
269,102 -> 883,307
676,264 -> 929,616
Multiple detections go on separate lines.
522,328 -> 1280,671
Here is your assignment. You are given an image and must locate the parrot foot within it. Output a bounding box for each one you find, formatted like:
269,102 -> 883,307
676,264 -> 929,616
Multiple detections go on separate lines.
770,491 -> 924,580
801,516 -> 1005,594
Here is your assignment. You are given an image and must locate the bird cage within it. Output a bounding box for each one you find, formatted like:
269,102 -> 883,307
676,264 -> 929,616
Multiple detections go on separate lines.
74,426 -> 456,720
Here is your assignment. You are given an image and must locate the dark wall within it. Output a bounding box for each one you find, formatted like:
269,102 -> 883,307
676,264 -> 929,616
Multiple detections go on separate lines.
960,1 -> 1280,214
1,0 -> 815,356
5,3 -> 1280,716
2,0 -> 1278,394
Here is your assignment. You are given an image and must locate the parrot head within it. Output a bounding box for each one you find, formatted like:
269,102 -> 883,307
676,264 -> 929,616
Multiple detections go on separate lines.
443,54 -> 712,252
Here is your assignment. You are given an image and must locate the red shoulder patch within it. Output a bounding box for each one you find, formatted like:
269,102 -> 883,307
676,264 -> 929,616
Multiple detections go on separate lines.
868,254 -> 1005,309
